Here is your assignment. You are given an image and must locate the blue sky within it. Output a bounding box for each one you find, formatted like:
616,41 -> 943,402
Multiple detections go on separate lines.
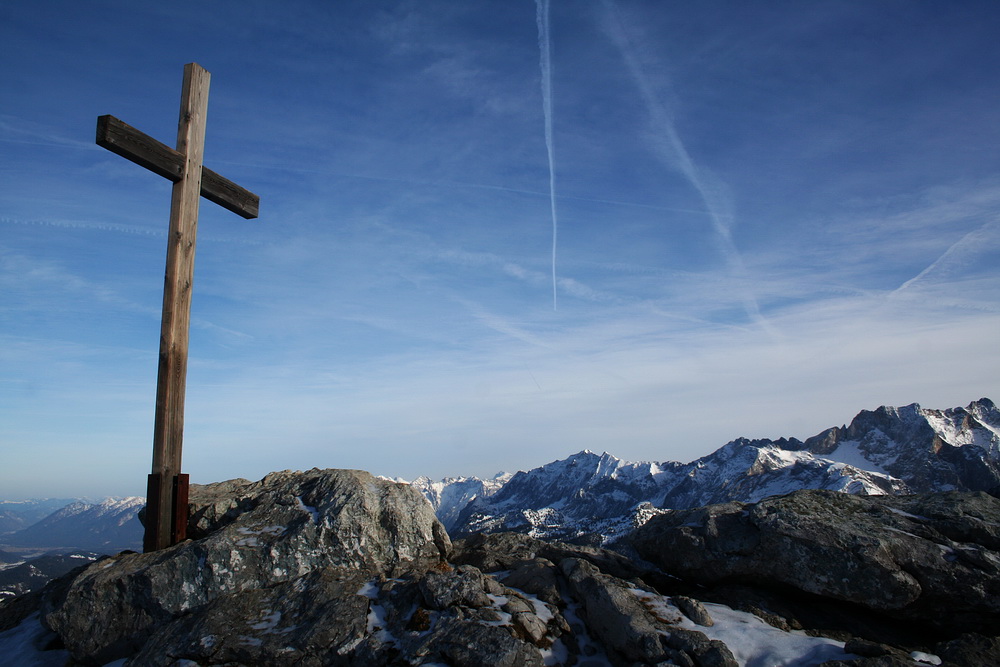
3,1 -> 999,499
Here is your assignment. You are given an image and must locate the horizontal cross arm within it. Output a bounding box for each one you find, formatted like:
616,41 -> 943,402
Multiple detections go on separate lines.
200,167 -> 259,219
97,114 -> 181,181
96,115 -> 260,219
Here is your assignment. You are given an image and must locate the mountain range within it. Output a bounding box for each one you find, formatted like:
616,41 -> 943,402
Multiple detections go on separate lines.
411,398 -> 1000,544
0,498 -> 81,534
0,496 -> 144,552
3,399 -> 997,553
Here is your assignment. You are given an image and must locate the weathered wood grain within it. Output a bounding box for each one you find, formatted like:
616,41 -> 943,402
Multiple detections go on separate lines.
97,115 -> 260,219
98,63 -> 261,552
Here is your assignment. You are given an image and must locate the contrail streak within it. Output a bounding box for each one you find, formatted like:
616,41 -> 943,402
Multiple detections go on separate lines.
214,159 -> 710,214
600,0 -> 774,336
894,219 -> 999,294
536,0 -> 558,310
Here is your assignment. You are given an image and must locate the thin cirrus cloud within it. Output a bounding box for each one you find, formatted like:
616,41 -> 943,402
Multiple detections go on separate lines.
1,1 -> 998,497
598,0 -> 772,335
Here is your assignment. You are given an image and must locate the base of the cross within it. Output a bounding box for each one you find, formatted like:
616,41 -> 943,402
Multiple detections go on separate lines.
143,472 -> 190,552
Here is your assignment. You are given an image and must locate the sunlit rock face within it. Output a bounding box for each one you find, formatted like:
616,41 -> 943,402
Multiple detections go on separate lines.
41,469 -> 449,665
801,398 -> 1000,493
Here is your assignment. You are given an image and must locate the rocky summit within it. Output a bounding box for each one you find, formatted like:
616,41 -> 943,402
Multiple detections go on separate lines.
1,467 -> 998,666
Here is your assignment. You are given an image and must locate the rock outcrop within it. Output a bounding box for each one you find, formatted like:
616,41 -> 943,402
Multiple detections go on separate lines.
560,557 -> 736,667
18,469 -> 757,666
41,469 -> 449,665
630,489 -> 1000,638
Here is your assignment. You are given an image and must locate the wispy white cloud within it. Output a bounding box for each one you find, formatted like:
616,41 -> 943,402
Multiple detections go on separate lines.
143,279 -> 1000,485
454,297 -> 555,350
599,0 -> 773,335
1,215 -> 161,239
0,245 -> 147,316
0,115 -> 95,151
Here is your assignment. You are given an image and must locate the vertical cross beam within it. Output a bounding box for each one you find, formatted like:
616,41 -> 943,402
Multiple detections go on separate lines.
96,63 -> 259,552
146,63 -> 210,552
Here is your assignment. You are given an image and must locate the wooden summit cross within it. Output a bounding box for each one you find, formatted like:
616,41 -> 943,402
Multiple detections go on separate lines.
96,63 -> 260,552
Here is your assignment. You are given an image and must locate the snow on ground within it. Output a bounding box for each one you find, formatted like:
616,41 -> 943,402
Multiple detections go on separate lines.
294,495 -> 321,523
356,579 -> 399,646
696,602 -> 855,667
0,613 -> 69,667
630,588 -> 858,667
910,650 -> 942,665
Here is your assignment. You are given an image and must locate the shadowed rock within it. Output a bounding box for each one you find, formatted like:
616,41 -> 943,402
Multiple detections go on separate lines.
630,489 -> 1000,635
560,557 -> 736,667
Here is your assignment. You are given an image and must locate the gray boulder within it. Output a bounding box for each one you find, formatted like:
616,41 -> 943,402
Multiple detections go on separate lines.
33,470 -> 575,666
419,564 -> 492,609
501,556 -> 562,605
41,468 -> 449,664
934,633 -> 1000,667
25,470 -> 996,666
674,595 -> 714,627
560,557 -> 667,663
129,566 -> 373,666
451,531 -> 735,667
630,489 -> 1000,634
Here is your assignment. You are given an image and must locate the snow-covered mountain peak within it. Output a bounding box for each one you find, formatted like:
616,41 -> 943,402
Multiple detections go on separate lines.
801,398 -> 1000,493
921,398 -> 1000,453
407,472 -> 512,531
435,398 -> 997,544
